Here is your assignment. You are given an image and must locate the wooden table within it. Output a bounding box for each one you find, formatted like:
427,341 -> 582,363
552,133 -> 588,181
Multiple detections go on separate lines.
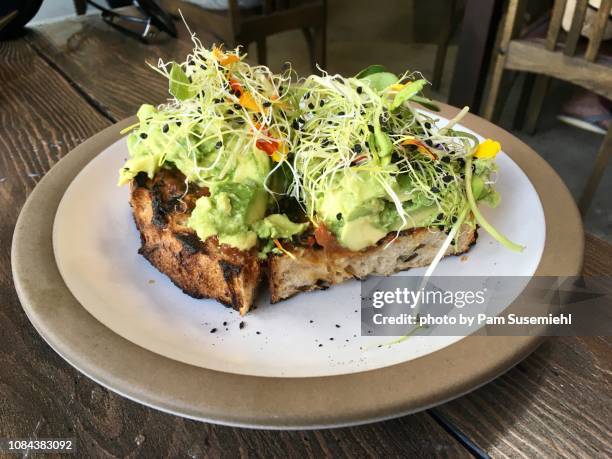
1,9 -> 611,458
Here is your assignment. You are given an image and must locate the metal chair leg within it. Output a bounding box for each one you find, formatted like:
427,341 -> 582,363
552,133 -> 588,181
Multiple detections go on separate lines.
579,124 -> 612,215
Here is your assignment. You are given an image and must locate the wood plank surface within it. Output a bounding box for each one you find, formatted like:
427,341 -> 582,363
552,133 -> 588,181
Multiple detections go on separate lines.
0,33 -> 469,459
24,1 -> 217,121
437,233 -> 612,458
1,9 -> 611,458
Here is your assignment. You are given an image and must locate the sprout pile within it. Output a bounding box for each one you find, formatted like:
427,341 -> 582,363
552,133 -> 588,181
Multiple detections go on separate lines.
119,38 -> 523,256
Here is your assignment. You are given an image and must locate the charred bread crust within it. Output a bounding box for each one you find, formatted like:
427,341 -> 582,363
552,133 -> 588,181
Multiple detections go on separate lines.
268,225 -> 478,303
129,170 -> 262,315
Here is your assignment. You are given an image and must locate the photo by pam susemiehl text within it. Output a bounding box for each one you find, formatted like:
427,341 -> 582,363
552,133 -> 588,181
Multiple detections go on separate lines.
360,276 -> 611,337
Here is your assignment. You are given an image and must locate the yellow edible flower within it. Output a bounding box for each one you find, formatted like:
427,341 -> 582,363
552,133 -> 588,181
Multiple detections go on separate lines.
388,83 -> 405,92
212,46 -> 240,66
271,142 -> 288,162
239,92 -> 259,111
474,139 -> 501,159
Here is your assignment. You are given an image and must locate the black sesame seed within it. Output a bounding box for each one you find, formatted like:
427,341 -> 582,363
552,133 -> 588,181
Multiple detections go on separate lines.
451,216 -> 458,224
200,63 -> 206,69
309,320 -> 314,323
215,141 -> 223,149
210,328 -> 217,333
335,324 -> 341,328
263,101 -> 272,107
424,122 -> 432,129
308,103 -> 315,110
176,121 -> 182,127
443,175 -> 453,183
233,103 -> 241,110
329,337 -> 334,341
338,111 -> 345,116
140,133 -> 148,139
450,240 -> 456,245
354,144 -> 363,153
234,90 -> 242,97
319,100 -> 325,107
368,124 -> 374,133
318,343 -> 323,347
292,120 -> 300,130
425,139 -> 434,147
438,225 -> 445,231
458,158 -> 466,168
256,331 -> 261,335
356,86 -> 363,94
437,213 -> 444,221
445,228 -> 451,235
223,321 -> 227,326
441,156 -> 451,163
162,124 -> 169,133
431,186 -> 440,193
239,321 -> 245,329
226,109 -> 234,115
336,213 -> 342,221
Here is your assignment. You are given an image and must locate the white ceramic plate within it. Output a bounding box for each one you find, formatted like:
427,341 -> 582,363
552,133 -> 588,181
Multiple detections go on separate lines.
53,118 -> 545,378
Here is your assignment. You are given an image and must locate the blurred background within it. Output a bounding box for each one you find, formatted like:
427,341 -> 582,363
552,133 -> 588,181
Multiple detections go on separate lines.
5,0 -> 611,241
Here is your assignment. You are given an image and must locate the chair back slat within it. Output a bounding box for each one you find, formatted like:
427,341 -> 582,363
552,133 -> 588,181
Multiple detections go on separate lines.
546,0 -> 568,50
228,0 -> 241,32
585,0 -> 612,61
565,0 -> 589,55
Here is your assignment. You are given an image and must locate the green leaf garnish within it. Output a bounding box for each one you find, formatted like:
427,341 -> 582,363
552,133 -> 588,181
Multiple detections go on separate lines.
390,79 -> 427,110
411,95 -> 440,112
359,72 -> 399,91
355,64 -> 389,79
465,156 -> 524,252
168,62 -> 195,100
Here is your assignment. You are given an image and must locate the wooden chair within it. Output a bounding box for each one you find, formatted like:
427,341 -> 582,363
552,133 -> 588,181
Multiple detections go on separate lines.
430,0 -> 460,90
74,0 -> 327,72
172,0 -> 326,72
483,0 -> 612,215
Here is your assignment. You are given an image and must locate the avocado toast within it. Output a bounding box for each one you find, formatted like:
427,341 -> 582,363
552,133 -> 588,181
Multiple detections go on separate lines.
119,41 -> 522,314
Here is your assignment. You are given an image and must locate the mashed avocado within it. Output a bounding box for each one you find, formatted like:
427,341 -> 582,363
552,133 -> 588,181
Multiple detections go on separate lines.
120,90 -> 307,251
253,214 -> 309,239
314,169 -> 443,251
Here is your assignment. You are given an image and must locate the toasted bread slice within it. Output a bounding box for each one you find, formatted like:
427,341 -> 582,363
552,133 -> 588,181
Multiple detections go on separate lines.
268,225 -> 477,303
129,170 -> 262,315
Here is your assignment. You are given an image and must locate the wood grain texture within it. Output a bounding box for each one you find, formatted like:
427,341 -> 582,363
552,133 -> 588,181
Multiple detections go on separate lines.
0,26 -> 468,459
505,39 -> 612,100
438,234 -> 612,458
2,12 -> 612,458
25,1 -> 217,121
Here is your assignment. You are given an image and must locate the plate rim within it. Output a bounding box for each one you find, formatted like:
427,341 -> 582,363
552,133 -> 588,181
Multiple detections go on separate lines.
11,104 -> 584,429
